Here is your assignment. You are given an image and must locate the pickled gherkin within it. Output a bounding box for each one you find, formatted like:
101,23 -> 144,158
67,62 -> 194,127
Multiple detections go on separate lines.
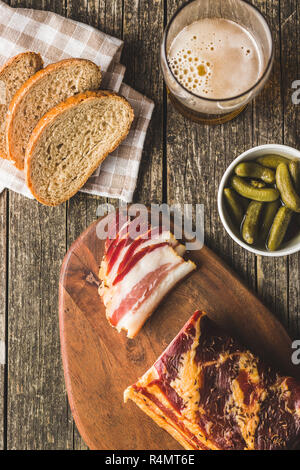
242,201 -> 264,245
231,176 -> 279,202
256,155 -> 290,169
289,160 -> 300,193
276,163 -> 300,213
267,206 -> 293,251
260,200 -> 281,245
235,162 -> 275,184
223,188 -> 244,227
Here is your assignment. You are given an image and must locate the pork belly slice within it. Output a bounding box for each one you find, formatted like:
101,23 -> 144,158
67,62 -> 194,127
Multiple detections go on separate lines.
124,311 -> 300,450
99,214 -> 196,337
100,228 -> 185,286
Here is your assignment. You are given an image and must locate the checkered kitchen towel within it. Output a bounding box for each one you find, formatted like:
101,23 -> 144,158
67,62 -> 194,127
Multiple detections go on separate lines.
0,1 -> 154,202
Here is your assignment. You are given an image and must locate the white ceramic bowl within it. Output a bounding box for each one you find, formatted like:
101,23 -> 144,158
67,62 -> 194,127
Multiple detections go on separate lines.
218,144 -> 300,257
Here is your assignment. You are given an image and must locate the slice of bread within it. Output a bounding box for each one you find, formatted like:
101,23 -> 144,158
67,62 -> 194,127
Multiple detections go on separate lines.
6,58 -> 102,169
25,90 -> 134,206
0,52 -> 43,160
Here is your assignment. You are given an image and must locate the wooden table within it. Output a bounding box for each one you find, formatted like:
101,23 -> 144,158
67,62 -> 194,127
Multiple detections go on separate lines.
0,0 -> 299,450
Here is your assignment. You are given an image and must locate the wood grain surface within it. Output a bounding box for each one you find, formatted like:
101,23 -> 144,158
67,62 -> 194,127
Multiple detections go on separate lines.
59,216 -> 298,450
0,0 -> 299,450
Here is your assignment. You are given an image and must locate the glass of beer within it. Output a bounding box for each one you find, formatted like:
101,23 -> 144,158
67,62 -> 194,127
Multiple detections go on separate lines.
160,0 -> 274,124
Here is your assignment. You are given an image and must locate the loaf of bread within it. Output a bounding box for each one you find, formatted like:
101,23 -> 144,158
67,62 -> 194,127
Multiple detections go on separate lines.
6,58 -> 102,169
0,52 -> 43,160
25,90 -> 134,206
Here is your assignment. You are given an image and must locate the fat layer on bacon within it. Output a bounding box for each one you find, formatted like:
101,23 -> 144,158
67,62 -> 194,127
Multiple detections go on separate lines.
99,217 -> 196,338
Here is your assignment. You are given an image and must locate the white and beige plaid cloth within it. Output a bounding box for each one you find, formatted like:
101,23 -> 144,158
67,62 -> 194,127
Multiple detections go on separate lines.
0,1 -> 154,202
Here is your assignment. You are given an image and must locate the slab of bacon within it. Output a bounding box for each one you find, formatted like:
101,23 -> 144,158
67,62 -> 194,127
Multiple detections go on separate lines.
98,212 -> 196,338
124,310 -> 300,450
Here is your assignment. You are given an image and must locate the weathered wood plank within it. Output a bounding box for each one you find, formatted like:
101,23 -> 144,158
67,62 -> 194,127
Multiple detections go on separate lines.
280,0 -> 300,339
85,0 -> 123,226
0,190 -> 7,450
65,0 -> 88,23
253,0 -> 288,331
1,0 -> 10,454
64,0 -> 124,450
123,0 -> 164,204
6,0 -> 72,451
62,0 -> 98,451
44,0 -> 89,451
43,0 -> 65,15
165,0 -> 256,293
97,0 -> 123,35
6,196 -> 73,449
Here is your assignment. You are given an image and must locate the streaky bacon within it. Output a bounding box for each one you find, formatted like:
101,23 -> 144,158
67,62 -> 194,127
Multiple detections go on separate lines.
99,214 -> 196,337
110,262 -> 174,326
105,217 -> 152,271
107,225 -> 161,276
113,242 -> 168,286
105,210 -> 126,252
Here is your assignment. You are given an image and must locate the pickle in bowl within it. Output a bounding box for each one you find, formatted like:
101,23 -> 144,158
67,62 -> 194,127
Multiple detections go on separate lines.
222,152 -> 300,253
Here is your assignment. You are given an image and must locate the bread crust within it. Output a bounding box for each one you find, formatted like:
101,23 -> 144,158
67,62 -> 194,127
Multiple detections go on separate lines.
0,51 -> 43,160
25,90 -> 134,206
6,58 -> 102,169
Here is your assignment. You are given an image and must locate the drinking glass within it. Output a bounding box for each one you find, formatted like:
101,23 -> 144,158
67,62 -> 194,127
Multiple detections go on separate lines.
160,0 -> 274,124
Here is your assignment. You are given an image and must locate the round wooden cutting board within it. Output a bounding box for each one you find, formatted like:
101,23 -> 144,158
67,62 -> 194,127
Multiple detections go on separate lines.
59,215 -> 299,450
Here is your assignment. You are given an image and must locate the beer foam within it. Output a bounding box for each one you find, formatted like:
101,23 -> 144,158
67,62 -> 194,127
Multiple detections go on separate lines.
168,18 -> 263,99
